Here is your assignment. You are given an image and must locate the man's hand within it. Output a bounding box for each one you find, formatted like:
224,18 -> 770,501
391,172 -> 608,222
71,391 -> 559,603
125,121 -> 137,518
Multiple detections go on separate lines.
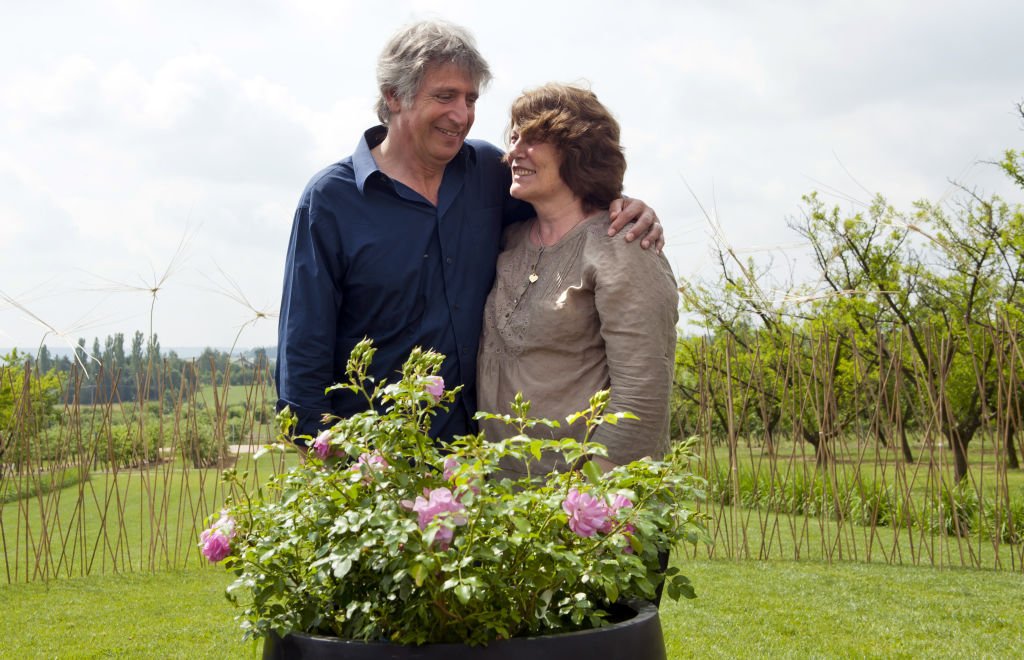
608,197 -> 664,252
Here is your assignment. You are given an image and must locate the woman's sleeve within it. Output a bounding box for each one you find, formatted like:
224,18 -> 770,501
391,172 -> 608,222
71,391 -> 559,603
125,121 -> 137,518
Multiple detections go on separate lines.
589,226 -> 679,463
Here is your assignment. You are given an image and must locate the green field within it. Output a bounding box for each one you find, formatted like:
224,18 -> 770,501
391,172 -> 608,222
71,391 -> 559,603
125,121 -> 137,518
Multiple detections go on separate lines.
1,452 -> 298,582
4,436 -> 1023,582
1,559 -> 1020,658
3,382 -> 1024,657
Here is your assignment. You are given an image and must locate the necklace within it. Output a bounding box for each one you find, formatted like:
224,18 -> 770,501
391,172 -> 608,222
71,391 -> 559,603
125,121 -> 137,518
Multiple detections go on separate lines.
528,248 -> 543,283
526,214 -> 588,285
527,222 -> 545,284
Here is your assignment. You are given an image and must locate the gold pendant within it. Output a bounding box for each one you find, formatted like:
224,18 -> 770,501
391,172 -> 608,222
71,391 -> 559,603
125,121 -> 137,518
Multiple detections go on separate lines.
528,273 -> 539,283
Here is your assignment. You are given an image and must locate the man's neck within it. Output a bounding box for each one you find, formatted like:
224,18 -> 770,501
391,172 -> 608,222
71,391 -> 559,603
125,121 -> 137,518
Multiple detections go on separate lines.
373,136 -> 448,206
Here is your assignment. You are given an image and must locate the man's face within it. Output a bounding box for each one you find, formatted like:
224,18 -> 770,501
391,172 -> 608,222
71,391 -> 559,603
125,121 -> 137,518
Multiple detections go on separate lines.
388,62 -> 479,170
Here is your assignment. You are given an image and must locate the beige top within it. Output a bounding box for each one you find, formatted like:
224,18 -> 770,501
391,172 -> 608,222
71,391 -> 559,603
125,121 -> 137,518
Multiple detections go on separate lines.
476,211 -> 679,474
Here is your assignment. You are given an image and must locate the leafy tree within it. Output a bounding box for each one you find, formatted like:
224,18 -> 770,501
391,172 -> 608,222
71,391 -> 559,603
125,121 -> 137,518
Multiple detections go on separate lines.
791,194 -> 920,463
681,104 -> 1024,481
0,350 -> 63,471
37,345 -> 52,373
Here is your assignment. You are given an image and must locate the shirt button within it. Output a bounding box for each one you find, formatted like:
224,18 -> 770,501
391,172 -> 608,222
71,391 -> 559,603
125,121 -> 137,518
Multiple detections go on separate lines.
423,253 -> 429,259
445,257 -> 453,264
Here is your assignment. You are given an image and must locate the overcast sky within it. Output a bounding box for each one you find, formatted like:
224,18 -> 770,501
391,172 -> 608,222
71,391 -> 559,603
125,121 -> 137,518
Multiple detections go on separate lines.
2,0 -> 1022,352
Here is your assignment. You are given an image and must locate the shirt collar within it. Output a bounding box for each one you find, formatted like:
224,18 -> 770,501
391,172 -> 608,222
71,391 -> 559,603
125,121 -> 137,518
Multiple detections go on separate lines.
353,126 -> 388,194
352,125 -> 477,195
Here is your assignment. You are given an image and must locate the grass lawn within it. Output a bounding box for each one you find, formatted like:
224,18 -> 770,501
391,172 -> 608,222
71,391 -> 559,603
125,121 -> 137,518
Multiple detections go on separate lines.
666,560 -> 1023,658
1,559 -> 1020,658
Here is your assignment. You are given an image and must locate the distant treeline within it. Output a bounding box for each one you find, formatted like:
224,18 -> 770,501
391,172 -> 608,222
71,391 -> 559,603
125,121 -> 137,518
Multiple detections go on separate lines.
30,332 -> 276,405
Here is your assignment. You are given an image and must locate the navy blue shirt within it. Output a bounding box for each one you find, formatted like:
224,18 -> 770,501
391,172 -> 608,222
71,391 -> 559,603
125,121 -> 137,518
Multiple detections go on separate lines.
275,126 -> 531,440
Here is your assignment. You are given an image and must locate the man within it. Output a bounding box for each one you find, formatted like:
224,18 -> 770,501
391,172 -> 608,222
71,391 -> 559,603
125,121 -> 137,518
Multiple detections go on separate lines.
275,20 -> 663,443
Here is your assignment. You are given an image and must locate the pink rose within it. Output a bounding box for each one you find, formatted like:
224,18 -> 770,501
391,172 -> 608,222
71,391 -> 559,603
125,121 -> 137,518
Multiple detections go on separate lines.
425,375 -> 444,402
602,494 -> 637,552
600,494 -> 635,534
442,457 -> 481,494
562,488 -> 609,538
200,530 -> 232,562
355,451 -> 389,470
350,451 -> 389,482
609,494 -> 634,512
404,487 -> 467,549
311,430 -> 333,459
199,511 -> 236,562
434,524 -> 456,549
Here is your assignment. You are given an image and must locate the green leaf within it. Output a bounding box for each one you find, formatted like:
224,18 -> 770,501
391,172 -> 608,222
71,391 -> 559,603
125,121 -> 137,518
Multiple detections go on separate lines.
332,557 -> 352,579
410,563 -> 428,586
582,460 -> 603,485
672,575 -> 697,599
454,583 -> 473,605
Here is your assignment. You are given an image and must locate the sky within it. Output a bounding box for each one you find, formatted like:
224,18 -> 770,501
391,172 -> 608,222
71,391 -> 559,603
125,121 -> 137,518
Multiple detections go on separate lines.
2,0 -> 1022,352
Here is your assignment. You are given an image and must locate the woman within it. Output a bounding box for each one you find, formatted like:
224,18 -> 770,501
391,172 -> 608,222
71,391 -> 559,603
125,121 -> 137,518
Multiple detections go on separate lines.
477,83 -> 678,475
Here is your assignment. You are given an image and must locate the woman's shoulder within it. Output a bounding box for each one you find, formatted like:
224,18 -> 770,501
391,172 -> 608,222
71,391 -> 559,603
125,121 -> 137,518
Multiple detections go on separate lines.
578,210 -> 613,243
580,212 -> 643,256
581,213 -> 676,278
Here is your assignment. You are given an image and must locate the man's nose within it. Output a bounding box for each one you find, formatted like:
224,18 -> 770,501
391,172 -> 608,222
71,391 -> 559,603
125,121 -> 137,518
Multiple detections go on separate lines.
448,98 -> 470,125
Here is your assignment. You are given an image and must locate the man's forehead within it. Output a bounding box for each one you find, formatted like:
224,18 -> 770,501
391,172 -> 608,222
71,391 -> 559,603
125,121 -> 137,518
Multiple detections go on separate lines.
420,62 -> 479,93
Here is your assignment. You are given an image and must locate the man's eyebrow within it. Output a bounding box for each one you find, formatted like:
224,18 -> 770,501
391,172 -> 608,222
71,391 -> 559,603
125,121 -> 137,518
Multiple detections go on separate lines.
429,86 -> 478,96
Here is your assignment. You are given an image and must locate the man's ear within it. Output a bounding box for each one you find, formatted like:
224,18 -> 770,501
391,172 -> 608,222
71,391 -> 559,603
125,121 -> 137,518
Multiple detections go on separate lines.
385,89 -> 402,114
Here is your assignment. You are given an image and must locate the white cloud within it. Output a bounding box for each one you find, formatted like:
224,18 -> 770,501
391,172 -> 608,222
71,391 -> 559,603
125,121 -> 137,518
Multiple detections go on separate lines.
7,54 -> 322,185
1,0 -> 1022,348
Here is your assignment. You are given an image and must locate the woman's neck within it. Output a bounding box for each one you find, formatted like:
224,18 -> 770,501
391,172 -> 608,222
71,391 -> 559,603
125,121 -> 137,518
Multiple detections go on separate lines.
531,197 -> 590,247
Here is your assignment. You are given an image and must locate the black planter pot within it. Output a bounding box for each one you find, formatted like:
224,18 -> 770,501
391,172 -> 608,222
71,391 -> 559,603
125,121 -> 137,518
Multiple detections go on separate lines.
262,600 -> 666,660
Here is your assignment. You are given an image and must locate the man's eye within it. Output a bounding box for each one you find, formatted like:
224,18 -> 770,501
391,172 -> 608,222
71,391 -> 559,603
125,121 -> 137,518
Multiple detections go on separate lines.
436,94 -> 453,102
467,96 -> 478,106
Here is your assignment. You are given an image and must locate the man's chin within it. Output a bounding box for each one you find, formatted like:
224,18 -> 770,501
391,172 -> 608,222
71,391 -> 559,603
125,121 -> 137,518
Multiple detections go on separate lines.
433,144 -> 464,161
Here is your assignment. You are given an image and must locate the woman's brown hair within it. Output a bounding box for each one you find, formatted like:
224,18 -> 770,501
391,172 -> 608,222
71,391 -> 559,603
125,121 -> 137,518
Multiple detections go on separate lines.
508,83 -> 626,212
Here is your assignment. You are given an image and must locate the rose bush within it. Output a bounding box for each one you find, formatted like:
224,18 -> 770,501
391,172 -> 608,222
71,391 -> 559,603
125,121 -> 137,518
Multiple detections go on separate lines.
201,340 -> 706,646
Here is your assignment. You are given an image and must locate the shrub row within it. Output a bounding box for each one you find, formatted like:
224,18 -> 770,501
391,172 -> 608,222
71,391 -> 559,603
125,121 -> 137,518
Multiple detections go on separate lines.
3,411 -> 229,474
0,466 -> 90,504
707,466 -> 1024,544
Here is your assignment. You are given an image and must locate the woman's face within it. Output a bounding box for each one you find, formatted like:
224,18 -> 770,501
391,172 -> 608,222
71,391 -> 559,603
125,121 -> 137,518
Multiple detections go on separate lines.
507,128 -> 567,204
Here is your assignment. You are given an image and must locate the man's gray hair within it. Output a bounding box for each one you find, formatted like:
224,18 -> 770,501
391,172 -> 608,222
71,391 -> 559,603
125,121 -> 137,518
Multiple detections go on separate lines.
375,20 -> 492,125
